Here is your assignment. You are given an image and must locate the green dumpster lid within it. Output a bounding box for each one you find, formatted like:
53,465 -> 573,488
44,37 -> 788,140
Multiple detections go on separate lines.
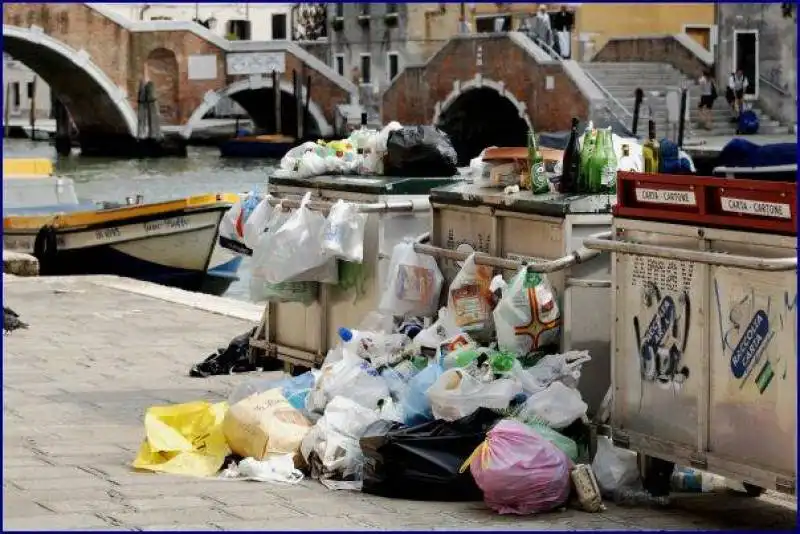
268,174 -> 462,195
428,182 -> 616,217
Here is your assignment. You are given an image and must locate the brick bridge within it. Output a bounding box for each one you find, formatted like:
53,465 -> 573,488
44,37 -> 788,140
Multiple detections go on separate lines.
383,33 -> 608,164
3,3 -> 356,153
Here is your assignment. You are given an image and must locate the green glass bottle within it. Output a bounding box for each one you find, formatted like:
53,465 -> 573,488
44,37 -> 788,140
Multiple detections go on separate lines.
599,128 -> 618,193
587,128 -> 606,193
528,129 -> 548,194
578,128 -> 596,193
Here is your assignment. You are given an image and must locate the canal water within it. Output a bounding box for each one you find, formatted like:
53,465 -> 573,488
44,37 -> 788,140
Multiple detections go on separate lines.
4,138 -> 274,301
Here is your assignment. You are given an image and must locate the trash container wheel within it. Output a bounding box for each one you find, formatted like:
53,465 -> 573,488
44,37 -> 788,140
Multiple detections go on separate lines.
741,483 -> 765,498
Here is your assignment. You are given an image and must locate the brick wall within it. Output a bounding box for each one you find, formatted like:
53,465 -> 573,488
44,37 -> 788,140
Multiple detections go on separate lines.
593,36 -> 709,79
4,4 -> 131,92
382,35 -> 590,131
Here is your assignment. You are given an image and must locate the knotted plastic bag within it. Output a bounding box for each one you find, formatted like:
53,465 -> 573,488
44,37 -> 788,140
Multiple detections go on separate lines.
132,401 -> 230,477
447,253 -> 494,336
461,419 -> 571,515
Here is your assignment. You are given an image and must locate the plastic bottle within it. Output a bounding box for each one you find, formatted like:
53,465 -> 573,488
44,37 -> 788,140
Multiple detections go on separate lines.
337,327 -> 374,360
618,144 -> 639,172
671,467 -> 727,493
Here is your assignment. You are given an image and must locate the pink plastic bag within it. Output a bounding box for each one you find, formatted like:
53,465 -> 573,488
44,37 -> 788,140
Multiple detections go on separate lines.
461,419 -> 571,515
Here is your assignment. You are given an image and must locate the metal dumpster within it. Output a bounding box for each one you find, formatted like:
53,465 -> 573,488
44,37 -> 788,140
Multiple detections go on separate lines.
425,182 -> 615,414
250,174 -> 460,368
584,171 -> 797,495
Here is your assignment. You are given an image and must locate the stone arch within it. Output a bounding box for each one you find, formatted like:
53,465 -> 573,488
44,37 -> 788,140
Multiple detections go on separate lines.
431,74 -> 533,131
181,76 -> 333,139
144,47 -> 180,124
2,24 -> 137,137
432,74 -> 533,165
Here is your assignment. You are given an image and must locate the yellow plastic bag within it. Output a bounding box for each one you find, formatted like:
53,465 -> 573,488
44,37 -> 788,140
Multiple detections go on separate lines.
132,401 -> 230,477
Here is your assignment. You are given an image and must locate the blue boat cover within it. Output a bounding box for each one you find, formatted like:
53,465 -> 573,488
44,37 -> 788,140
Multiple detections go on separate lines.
716,138 -> 798,169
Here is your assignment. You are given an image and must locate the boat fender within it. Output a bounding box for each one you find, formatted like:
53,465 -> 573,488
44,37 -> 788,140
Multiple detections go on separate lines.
33,225 -> 58,275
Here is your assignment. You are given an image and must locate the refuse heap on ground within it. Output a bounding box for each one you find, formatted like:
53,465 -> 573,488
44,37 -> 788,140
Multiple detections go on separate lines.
134,196 -> 724,515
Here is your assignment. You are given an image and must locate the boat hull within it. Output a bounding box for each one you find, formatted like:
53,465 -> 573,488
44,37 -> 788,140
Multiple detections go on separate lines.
218,139 -> 294,159
4,203 -> 239,295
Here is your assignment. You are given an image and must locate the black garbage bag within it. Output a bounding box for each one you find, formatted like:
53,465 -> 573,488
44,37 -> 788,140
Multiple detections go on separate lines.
384,126 -> 458,178
190,327 -> 258,377
359,408 -> 503,501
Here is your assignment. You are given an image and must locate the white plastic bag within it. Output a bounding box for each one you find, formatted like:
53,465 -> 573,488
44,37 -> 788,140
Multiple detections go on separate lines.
413,307 -> 461,353
243,195 -> 274,251
279,141 -> 319,172
220,454 -> 304,484
262,192 -> 332,284
592,435 -> 640,495
312,354 -> 390,411
447,253 -> 494,334
322,200 -> 368,263
379,241 -> 444,318
299,396 -> 380,483
494,268 -> 561,356
250,206 -> 319,303
523,350 -> 592,393
519,381 -> 588,430
428,368 -> 521,421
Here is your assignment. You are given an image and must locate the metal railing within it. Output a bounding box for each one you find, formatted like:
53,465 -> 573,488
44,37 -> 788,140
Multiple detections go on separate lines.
759,75 -> 790,97
582,69 -> 633,124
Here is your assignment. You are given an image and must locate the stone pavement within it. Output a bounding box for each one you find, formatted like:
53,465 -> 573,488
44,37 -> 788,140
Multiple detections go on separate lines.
3,276 -> 797,531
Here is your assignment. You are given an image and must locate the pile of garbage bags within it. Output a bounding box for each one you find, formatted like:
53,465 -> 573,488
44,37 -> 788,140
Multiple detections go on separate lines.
137,239 -> 661,516
273,122 -> 458,180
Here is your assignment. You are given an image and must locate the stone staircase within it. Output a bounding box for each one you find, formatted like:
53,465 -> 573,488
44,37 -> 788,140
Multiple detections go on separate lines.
582,62 -> 787,139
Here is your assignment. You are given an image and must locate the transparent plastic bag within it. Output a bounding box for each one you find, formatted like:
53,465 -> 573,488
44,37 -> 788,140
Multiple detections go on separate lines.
519,381 -> 587,430
379,241 -> 444,318
494,268 -> 561,355
592,435 -> 640,495
447,253 -> 494,335
262,193 -> 332,284
322,200 -> 368,263
428,369 -> 522,421
401,362 -> 443,426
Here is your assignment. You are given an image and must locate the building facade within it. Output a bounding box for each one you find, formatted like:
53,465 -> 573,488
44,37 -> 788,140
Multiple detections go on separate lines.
2,54 -> 53,123
716,2 -> 797,127
100,3 -> 295,41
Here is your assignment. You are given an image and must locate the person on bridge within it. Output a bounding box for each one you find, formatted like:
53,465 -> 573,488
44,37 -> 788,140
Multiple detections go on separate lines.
727,68 -> 749,123
520,6 -> 554,54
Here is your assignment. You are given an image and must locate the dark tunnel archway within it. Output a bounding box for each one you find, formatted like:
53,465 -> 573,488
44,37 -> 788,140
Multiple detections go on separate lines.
3,25 -> 137,139
436,87 -> 530,166
219,88 -> 323,140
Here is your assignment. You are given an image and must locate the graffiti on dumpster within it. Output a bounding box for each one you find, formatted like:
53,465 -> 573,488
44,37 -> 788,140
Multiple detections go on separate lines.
633,282 -> 691,398
714,281 -> 793,395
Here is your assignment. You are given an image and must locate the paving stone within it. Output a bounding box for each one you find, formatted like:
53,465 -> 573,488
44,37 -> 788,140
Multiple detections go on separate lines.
2,512 -> 111,530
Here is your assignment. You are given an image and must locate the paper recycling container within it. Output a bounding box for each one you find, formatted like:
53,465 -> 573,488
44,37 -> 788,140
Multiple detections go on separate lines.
252,174 -> 460,367
422,182 -> 615,414
584,171 -> 797,495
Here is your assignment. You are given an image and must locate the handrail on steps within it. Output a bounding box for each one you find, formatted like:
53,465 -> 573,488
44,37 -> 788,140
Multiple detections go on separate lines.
582,69 -> 633,121
759,75 -> 789,97
583,232 -> 797,272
